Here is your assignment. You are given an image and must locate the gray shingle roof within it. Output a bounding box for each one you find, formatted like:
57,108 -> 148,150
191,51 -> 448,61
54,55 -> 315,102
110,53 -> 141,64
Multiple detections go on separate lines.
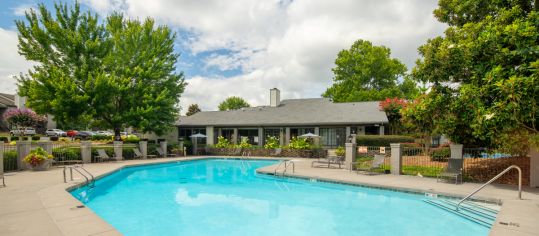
0,93 -> 15,108
177,98 -> 388,127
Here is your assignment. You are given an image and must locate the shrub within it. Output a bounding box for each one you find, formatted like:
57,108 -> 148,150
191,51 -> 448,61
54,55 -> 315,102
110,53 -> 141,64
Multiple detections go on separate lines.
3,150 -> 18,171
24,147 -> 53,167
288,137 -> 311,150
52,147 -> 81,160
91,134 -> 112,141
11,136 -> 19,141
238,137 -> 252,148
50,136 -> 59,141
264,136 -> 280,149
215,136 -> 231,148
0,136 -> 8,143
430,147 -> 450,162
356,135 -> 414,146
32,135 -> 41,141
123,134 -> 140,143
335,146 -> 345,157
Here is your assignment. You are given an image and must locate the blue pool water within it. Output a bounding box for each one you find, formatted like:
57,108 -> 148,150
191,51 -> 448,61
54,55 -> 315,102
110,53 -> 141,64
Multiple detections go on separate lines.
70,159 -> 489,236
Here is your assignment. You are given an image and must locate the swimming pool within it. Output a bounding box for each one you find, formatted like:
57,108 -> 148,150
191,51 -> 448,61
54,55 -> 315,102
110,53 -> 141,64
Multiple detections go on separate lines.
70,158 -> 490,236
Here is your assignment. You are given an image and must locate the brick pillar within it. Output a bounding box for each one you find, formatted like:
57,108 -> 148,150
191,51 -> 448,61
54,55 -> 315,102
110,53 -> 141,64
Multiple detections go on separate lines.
16,141 -> 31,170
390,143 -> 402,175
530,147 -> 539,187
139,140 -> 148,159
81,141 -> 92,163
113,141 -> 123,160
345,142 -> 357,170
450,144 -> 463,159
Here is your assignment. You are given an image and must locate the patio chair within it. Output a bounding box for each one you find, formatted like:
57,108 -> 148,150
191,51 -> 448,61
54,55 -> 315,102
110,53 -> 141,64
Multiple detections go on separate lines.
437,158 -> 463,184
156,147 -> 175,158
311,149 -> 344,168
133,148 -> 156,159
353,155 -> 385,174
95,149 -> 118,162
270,148 -> 282,157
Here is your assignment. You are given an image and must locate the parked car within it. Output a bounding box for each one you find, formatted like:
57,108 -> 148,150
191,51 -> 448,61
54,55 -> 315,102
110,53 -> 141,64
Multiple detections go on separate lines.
74,131 -> 94,140
66,130 -> 78,137
9,128 -> 36,136
46,129 -> 67,137
96,130 -> 113,136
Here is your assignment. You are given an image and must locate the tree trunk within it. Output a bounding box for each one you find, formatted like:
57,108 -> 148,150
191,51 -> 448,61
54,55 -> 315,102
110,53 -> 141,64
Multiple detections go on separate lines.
114,127 -> 122,141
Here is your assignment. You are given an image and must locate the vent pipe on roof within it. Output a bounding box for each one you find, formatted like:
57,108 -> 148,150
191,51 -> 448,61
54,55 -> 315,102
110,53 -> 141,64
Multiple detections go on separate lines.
270,88 -> 280,107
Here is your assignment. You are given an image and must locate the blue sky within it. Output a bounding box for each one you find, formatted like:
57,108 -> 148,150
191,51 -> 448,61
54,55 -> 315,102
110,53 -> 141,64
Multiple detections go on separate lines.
0,0 -> 446,112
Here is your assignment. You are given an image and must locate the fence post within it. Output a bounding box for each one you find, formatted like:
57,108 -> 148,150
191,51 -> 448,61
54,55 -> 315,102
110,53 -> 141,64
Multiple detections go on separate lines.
1,143 -> 4,176
160,140 -> 168,157
390,143 -> 402,175
345,142 -> 357,170
113,141 -> 123,160
450,144 -> 463,159
16,141 -> 31,170
38,141 -> 53,155
530,147 -> 539,188
139,140 -> 148,159
81,141 -> 92,163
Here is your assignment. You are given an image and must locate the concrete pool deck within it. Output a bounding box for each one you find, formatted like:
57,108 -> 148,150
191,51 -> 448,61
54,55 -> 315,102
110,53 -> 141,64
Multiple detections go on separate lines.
0,156 -> 537,236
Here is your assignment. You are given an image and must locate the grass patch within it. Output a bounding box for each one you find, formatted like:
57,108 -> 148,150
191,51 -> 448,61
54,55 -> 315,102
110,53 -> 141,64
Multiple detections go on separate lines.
402,165 -> 443,177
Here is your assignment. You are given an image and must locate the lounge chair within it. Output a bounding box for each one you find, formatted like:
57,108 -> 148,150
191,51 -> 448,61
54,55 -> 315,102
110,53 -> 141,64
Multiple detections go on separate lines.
133,148 -> 156,159
311,150 -> 344,168
270,148 -> 282,157
353,155 -> 385,174
437,158 -> 463,184
156,147 -> 175,158
95,149 -> 119,162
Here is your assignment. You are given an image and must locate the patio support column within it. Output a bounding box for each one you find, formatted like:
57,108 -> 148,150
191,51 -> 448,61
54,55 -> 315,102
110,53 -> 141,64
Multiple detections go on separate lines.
345,126 -> 351,138
16,141 -> 31,170
450,144 -> 463,159
390,143 -> 402,175
139,140 -> 148,159
232,128 -> 238,144
345,138 -> 356,170
113,141 -> 123,160
285,127 -> 290,145
379,125 -> 385,135
314,127 -> 320,146
258,127 -> 264,147
160,140 -> 167,157
279,128 -> 285,146
206,126 -> 214,145
530,147 -> 539,187
81,141 -> 92,163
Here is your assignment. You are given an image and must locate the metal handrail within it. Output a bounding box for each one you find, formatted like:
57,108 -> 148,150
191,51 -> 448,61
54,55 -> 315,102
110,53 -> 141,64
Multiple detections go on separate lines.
456,165 -> 522,210
274,160 -> 295,176
63,165 -> 95,187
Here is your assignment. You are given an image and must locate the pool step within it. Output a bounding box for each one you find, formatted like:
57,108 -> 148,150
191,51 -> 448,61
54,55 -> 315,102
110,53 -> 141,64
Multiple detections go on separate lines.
423,198 -> 499,228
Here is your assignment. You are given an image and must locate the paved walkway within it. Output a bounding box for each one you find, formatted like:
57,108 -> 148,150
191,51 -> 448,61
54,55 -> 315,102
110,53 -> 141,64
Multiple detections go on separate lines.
0,156 -> 537,236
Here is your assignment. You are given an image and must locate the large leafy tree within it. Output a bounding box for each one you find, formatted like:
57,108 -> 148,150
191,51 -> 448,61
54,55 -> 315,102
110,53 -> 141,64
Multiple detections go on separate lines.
186,104 -> 201,116
16,3 -> 186,140
411,1 -> 538,151
218,96 -> 250,111
323,39 -> 418,102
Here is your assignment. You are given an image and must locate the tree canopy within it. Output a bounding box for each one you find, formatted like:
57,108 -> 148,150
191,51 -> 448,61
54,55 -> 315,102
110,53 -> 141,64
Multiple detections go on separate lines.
408,0 -> 538,151
323,39 -> 419,102
16,3 -> 186,139
218,97 -> 250,111
186,104 -> 201,116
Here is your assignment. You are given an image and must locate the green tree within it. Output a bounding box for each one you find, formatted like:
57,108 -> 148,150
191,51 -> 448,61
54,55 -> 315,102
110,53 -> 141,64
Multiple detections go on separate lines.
16,3 -> 186,140
322,39 -> 418,102
186,104 -> 201,116
218,96 -> 250,111
412,2 -> 539,151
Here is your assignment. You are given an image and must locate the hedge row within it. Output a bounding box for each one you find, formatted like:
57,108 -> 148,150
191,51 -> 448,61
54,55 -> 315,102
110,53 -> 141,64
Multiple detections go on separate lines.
356,135 -> 414,146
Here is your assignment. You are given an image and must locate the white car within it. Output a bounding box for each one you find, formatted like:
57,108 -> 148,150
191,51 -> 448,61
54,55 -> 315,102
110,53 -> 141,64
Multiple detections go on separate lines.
96,130 -> 113,136
10,128 -> 36,136
46,129 -> 67,137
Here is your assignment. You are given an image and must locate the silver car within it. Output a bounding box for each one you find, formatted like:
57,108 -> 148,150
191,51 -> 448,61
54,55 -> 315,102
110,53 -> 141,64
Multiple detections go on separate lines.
46,129 -> 67,137
10,128 -> 36,136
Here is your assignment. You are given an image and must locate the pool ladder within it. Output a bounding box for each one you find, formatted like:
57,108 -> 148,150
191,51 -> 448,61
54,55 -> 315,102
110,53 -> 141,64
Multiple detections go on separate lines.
240,151 -> 252,169
274,160 -> 295,176
63,165 -> 95,188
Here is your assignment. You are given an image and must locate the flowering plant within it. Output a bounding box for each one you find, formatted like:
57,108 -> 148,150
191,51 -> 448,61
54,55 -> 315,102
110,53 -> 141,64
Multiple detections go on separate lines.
3,108 -> 46,130
23,147 -> 53,167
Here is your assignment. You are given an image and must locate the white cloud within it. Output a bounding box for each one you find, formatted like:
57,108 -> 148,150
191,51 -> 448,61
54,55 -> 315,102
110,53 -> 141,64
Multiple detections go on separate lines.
0,28 -> 35,95
12,4 -> 35,16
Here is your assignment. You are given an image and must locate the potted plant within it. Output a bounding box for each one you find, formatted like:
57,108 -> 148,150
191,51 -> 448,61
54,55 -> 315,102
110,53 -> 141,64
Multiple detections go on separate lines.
23,147 -> 54,171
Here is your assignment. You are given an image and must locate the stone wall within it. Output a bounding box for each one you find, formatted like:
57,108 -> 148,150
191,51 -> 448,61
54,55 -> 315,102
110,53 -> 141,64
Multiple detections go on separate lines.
206,148 -> 327,159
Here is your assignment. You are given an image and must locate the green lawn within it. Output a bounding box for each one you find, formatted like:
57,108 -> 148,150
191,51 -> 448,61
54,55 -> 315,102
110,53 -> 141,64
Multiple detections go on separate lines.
354,156 -> 443,177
